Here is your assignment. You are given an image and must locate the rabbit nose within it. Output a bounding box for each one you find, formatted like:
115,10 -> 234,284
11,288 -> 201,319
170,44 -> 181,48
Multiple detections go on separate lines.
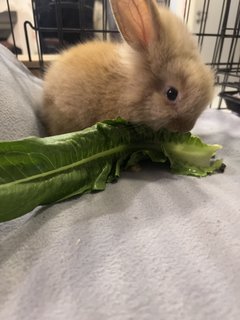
166,117 -> 196,133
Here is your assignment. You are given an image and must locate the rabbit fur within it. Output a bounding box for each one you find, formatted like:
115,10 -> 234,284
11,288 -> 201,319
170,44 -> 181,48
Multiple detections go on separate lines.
42,0 -> 214,135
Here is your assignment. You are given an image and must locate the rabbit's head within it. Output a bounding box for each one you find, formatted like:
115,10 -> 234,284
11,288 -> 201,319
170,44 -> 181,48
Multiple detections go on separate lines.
110,0 -> 214,132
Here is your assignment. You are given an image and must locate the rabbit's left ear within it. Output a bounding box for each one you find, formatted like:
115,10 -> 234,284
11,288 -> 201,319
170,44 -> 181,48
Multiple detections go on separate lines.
110,0 -> 161,50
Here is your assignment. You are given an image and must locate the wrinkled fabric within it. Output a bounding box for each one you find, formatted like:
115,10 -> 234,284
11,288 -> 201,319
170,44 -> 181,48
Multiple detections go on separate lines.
0,44 -> 43,140
0,46 -> 240,320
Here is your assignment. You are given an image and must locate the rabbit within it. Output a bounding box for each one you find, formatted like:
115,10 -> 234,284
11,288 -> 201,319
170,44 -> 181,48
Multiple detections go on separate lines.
42,0 -> 215,135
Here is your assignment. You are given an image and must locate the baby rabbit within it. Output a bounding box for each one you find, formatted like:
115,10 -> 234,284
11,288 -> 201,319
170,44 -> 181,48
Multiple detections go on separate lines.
42,0 -> 214,135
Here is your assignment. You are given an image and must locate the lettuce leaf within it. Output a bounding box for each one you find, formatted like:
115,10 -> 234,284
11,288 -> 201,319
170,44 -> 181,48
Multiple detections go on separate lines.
0,119 -> 224,222
160,130 -> 223,177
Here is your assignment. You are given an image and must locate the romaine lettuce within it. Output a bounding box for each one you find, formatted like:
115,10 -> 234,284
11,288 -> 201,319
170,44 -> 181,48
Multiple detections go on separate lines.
0,119 -> 224,222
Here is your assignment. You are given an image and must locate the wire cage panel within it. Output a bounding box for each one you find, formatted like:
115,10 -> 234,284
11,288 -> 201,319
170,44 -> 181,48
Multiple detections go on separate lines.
0,0 -> 239,111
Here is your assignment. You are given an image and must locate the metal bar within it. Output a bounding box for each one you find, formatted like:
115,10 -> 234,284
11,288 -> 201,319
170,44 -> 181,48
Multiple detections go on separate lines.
226,1 -> 240,70
216,0 -> 231,66
199,0 -> 211,50
23,27 -> 235,38
103,0 -> 108,41
24,21 -> 33,62
6,0 -> 17,56
183,0 -> 191,24
197,0 -> 207,46
212,0 -> 226,65
35,27 -> 119,34
78,0 -> 85,42
55,0 -> 64,46
31,0 -> 44,71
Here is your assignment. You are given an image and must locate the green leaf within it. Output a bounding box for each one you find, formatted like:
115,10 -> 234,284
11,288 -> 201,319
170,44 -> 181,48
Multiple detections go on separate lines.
0,120 -> 224,222
160,130 -> 223,177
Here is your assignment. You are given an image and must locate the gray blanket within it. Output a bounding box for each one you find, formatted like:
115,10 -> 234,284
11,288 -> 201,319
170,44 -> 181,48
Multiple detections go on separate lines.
0,44 -> 43,140
0,44 -> 240,320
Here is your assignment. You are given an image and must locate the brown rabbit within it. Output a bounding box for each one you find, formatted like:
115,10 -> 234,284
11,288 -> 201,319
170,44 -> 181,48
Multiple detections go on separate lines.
42,0 -> 214,135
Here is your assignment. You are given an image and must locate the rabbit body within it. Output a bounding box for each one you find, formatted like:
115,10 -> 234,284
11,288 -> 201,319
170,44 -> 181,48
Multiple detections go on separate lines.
42,1 -> 214,135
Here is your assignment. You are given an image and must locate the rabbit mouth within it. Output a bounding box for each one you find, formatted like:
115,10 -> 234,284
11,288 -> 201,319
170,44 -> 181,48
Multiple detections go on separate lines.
165,117 -> 197,133
144,118 -> 171,131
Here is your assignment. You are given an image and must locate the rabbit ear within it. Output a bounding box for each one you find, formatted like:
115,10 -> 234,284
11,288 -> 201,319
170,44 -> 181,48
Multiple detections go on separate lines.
110,0 -> 160,50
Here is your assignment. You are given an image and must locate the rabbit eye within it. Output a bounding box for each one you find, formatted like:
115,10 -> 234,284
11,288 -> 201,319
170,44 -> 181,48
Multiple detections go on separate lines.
166,87 -> 178,102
